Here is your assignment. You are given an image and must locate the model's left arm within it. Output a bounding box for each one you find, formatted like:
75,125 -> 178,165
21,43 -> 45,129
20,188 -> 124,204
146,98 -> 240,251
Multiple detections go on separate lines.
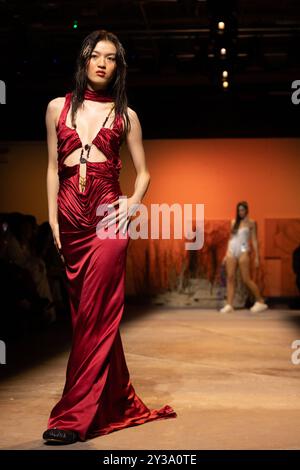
103,108 -> 151,233
125,108 -> 151,205
251,220 -> 260,268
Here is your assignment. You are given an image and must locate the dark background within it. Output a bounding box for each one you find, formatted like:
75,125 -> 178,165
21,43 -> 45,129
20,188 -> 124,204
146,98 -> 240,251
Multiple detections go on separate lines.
0,0 -> 299,139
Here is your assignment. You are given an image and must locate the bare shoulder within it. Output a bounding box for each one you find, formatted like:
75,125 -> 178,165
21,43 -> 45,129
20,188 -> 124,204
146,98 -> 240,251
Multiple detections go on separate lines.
47,96 -> 65,112
248,219 -> 257,230
127,106 -> 139,122
46,97 -> 65,126
124,106 -> 142,139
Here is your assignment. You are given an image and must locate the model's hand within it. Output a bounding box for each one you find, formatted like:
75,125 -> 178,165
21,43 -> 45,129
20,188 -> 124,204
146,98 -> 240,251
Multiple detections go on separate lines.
254,255 -> 260,268
101,196 -> 139,235
50,221 -> 65,264
221,255 -> 227,265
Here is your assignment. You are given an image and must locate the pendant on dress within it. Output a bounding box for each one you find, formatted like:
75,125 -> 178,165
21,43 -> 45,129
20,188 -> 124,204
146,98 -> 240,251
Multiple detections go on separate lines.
80,144 -> 91,164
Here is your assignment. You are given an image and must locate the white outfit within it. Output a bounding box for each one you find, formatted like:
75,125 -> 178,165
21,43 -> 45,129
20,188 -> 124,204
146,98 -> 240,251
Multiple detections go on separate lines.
220,224 -> 269,314
228,226 -> 250,258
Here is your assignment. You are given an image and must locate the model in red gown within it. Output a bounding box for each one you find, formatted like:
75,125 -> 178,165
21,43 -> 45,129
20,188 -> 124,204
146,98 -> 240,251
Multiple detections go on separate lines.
44,87 -> 177,442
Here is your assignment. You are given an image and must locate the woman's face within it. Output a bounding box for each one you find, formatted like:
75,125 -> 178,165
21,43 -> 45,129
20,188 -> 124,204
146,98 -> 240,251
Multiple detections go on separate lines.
238,205 -> 247,219
86,40 -> 117,89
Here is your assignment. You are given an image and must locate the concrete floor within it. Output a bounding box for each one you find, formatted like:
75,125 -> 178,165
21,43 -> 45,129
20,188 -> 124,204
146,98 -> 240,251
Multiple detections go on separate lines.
1,307 -> 300,450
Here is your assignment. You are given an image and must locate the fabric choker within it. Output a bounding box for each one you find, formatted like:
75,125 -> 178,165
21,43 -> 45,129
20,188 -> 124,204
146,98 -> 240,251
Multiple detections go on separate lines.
84,87 -> 114,102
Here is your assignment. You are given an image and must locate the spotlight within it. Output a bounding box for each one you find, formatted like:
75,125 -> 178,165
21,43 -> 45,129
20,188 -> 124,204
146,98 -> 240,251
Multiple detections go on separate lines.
207,0 -> 237,90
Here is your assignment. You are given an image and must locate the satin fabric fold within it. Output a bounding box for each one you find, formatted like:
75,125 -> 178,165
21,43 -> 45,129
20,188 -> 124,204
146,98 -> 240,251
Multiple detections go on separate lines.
46,90 -> 177,441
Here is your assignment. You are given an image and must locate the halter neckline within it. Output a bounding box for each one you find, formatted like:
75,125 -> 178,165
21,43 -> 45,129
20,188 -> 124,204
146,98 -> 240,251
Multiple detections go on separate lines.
83,87 -> 114,102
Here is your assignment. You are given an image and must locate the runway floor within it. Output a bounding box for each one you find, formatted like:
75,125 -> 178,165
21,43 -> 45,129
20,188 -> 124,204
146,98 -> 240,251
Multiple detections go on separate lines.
1,306 -> 300,450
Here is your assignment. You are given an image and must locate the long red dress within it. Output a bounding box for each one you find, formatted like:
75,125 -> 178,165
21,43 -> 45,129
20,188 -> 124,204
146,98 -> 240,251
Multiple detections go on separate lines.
46,88 -> 177,441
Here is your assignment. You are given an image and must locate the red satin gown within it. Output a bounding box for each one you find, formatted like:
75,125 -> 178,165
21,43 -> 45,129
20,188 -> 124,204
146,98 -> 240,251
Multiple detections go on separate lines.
46,88 -> 177,441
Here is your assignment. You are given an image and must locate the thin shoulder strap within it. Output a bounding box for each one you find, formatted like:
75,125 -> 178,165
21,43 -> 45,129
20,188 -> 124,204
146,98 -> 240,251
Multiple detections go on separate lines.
61,92 -> 72,124
56,92 -> 72,130
102,103 -> 115,127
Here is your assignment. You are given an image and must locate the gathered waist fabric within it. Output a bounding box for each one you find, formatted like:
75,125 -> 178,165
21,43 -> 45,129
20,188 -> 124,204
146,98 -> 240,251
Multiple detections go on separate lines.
57,160 -> 123,234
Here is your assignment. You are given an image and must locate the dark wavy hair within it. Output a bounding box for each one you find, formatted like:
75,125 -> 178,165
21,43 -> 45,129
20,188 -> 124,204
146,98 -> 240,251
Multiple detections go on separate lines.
69,29 -> 131,141
231,201 -> 249,234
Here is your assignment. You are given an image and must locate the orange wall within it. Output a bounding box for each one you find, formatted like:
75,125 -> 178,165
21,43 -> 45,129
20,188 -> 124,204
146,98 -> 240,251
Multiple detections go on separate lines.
1,137 -> 300,262
126,137 -> 300,218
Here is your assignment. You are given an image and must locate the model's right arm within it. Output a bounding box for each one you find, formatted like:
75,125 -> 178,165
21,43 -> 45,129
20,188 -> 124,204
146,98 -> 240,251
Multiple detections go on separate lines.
45,98 -> 61,251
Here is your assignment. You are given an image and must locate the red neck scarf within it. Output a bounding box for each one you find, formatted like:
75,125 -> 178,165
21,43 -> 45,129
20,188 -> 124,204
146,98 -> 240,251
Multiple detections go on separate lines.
84,87 -> 114,102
